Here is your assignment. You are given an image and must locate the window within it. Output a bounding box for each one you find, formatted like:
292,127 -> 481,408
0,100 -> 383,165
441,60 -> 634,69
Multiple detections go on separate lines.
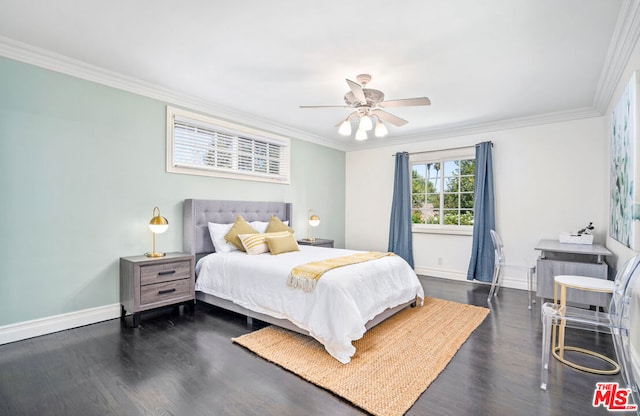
166,106 -> 290,184
410,147 -> 475,234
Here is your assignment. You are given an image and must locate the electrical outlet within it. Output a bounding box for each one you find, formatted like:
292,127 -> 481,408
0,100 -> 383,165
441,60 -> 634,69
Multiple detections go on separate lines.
437,257 -> 443,265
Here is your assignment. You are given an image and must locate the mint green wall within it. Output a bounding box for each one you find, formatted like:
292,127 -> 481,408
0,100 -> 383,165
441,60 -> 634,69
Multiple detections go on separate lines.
0,57 -> 345,327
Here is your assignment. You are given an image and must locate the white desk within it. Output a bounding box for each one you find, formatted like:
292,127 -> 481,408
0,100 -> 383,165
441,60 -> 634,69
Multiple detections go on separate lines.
535,239 -> 613,307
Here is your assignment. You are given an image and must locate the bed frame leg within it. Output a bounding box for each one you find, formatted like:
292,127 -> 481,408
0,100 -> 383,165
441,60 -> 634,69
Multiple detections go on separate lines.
246,316 -> 254,327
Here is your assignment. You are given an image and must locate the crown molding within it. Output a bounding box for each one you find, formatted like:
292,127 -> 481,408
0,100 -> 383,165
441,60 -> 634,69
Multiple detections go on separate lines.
343,106 -> 602,151
0,36 -> 349,152
592,0 -> 640,113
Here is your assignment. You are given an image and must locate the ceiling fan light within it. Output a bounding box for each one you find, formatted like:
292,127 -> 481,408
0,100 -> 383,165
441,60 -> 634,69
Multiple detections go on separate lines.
338,120 -> 352,136
375,120 -> 388,137
359,115 -> 373,131
355,128 -> 368,141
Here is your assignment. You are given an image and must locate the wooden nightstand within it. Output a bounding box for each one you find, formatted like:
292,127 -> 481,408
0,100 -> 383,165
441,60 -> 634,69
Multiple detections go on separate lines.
297,238 -> 334,248
120,252 -> 195,327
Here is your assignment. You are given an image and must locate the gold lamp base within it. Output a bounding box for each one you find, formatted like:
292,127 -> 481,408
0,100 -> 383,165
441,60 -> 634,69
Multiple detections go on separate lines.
145,251 -> 166,258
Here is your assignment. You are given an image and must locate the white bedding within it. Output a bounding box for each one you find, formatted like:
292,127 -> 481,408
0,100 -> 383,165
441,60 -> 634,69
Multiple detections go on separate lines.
195,245 -> 424,363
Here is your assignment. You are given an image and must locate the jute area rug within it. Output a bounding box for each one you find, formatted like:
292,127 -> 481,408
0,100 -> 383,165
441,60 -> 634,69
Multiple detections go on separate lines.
232,297 -> 489,416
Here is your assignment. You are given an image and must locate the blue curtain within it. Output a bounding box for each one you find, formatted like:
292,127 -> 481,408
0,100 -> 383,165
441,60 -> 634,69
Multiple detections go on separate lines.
467,142 -> 495,282
388,151 -> 414,267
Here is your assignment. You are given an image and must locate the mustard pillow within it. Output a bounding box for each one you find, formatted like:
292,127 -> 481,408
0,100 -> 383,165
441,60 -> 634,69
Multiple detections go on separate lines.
266,234 -> 300,255
238,231 -> 291,255
224,215 -> 258,251
265,215 -> 294,233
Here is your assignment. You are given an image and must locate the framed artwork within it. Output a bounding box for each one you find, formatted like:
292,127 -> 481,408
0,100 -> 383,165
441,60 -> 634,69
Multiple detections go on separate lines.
610,71 -> 640,249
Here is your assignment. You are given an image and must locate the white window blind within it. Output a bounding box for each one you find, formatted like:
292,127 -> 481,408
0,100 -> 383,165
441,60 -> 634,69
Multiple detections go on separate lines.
166,107 -> 290,184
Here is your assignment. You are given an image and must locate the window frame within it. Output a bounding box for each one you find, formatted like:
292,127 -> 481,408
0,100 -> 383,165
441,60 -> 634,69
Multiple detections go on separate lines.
410,147 -> 476,236
166,106 -> 291,184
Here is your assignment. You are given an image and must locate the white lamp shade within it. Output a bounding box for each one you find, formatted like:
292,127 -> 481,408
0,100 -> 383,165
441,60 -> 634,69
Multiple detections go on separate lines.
338,120 -> 352,136
375,120 -> 388,137
355,128 -> 368,141
149,223 -> 169,234
359,115 -> 373,131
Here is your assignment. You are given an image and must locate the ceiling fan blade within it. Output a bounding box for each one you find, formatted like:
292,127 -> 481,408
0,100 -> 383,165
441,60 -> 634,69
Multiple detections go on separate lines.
299,105 -> 351,108
346,79 -> 367,104
371,109 -> 408,127
379,97 -> 431,107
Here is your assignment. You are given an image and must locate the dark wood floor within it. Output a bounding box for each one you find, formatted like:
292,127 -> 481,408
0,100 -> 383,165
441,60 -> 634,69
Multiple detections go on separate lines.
0,276 -> 623,416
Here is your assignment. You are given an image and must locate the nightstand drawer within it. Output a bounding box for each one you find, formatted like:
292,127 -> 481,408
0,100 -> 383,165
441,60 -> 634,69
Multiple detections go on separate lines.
140,279 -> 192,306
140,260 -> 191,285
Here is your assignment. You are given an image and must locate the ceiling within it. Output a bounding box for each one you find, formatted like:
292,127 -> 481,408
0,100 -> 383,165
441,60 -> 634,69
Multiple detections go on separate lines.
0,0 -> 636,151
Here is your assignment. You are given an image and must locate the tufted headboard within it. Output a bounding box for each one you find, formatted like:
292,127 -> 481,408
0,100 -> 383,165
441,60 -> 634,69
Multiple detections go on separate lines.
183,199 -> 293,259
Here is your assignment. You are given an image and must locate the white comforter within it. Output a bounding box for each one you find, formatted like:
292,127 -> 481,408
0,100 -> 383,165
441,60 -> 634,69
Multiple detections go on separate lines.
195,245 -> 424,363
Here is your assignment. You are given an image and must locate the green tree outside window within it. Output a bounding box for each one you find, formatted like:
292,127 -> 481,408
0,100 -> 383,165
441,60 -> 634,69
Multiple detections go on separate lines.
411,159 -> 474,226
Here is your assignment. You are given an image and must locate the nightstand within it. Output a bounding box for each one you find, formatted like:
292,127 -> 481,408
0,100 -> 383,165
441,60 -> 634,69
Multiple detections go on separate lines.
297,238 -> 334,248
120,252 -> 195,327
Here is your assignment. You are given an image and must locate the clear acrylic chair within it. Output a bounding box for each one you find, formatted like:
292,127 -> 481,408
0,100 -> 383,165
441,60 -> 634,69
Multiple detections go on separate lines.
487,229 -> 536,309
540,254 -> 640,408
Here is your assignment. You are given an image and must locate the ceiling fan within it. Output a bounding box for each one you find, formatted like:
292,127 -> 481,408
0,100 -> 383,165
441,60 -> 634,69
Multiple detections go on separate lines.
300,74 -> 431,140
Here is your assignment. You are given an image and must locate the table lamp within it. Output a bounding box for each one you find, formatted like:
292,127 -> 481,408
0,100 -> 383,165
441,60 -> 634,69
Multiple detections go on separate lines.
306,209 -> 320,242
145,206 -> 168,257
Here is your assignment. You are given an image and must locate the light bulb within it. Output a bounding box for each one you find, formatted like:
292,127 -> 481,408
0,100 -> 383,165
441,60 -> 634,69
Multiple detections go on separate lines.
355,128 -> 368,141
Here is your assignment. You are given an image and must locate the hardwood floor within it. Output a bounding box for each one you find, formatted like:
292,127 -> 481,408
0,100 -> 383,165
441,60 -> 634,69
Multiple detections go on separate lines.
0,276 -> 623,416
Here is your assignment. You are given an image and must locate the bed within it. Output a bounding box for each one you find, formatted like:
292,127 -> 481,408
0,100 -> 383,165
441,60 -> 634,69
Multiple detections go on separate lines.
183,199 -> 424,363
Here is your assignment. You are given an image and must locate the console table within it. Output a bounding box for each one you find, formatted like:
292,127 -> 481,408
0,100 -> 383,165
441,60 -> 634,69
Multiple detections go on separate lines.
535,239 -> 613,307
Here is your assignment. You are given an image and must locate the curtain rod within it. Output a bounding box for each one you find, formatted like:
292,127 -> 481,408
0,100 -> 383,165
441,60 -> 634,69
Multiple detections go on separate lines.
391,141 -> 493,156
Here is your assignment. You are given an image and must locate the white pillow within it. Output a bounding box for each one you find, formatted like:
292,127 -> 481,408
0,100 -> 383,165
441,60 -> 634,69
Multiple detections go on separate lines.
207,222 -> 238,253
250,221 -> 269,234
250,220 -> 288,234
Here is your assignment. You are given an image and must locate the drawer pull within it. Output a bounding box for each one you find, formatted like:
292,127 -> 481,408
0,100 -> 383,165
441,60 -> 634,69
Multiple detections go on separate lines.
158,270 -> 176,276
158,288 -> 176,295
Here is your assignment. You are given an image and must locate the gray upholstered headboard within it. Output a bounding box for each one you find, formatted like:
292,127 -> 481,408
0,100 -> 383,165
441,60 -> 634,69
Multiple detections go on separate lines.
183,199 -> 293,259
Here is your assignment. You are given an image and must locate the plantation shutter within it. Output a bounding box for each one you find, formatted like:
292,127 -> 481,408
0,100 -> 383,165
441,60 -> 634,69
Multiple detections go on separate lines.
169,110 -> 290,184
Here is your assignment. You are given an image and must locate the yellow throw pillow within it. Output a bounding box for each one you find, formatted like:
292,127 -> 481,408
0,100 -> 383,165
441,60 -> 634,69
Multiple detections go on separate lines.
238,231 -> 291,255
266,234 -> 300,255
265,215 -> 294,233
224,215 -> 258,251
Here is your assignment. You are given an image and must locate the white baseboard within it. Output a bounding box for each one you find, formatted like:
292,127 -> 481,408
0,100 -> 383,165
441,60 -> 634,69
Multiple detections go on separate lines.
0,304 -> 121,345
415,266 -> 531,291
415,266 -> 468,281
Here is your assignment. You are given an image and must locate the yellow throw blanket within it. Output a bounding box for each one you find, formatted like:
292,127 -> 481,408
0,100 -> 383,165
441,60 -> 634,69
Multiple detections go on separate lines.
287,251 -> 395,292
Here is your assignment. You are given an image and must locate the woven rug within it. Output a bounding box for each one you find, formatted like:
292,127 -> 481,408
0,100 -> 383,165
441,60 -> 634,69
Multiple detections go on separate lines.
232,297 -> 489,416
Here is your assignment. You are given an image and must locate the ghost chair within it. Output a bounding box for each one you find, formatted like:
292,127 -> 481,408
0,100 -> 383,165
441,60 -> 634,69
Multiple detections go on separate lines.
487,229 -> 536,309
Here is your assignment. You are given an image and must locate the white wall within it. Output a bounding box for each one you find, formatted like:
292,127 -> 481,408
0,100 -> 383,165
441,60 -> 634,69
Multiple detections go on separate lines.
346,116 -> 608,289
